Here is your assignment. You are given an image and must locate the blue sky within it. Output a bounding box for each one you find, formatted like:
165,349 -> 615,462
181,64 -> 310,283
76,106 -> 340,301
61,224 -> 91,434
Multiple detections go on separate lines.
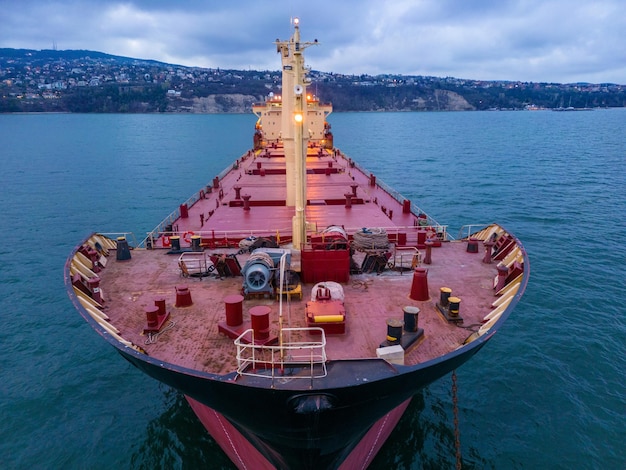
1,0 -> 625,84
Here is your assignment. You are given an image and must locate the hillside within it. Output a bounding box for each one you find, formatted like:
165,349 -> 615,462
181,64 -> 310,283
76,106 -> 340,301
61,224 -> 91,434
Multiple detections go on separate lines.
1,48 -> 625,113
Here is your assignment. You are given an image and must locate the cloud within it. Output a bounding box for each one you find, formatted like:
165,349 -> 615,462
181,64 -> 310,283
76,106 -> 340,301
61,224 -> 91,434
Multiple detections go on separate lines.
0,0 -> 625,84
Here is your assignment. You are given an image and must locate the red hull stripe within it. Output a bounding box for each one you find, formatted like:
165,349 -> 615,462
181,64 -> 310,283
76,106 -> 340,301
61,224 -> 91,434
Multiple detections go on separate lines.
186,396 -> 275,470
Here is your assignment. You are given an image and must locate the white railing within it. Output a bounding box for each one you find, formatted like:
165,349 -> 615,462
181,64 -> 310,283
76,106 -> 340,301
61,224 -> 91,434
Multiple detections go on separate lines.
234,328 -> 327,386
344,224 -> 449,242
98,231 -> 139,248
139,147 -> 452,248
144,226 -> 292,249
140,155 -> 248,248
142,223 -> 451,250
457,224 -> 492,240
342,152 -> 443,226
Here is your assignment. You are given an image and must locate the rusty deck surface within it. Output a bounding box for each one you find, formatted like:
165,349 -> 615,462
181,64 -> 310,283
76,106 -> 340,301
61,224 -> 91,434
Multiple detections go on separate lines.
88,143 -> 504,376
98,241 -> 498,376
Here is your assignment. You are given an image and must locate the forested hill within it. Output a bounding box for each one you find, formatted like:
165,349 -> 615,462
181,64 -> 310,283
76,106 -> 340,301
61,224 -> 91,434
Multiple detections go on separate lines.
1,48 -> 625,113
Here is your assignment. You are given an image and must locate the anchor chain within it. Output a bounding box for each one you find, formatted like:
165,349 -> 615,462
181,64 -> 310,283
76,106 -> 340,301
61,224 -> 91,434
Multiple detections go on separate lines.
452,370 -> 462,469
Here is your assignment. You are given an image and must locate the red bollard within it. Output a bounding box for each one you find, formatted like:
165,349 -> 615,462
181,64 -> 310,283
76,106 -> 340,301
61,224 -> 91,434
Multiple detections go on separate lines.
87,277 -> 103,304
483,239 -> 495,263
242,194 -> 251,211
423,240 -> 433,264
175,285 -> 193,307
224,294 -> 244,327
495,264 -> 509,292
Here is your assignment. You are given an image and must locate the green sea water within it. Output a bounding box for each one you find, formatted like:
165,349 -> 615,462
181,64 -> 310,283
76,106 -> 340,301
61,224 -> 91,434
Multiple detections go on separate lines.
0,110 -> 624,469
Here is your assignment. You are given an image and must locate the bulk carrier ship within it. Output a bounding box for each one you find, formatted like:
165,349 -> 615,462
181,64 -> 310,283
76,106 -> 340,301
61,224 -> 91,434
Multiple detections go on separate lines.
65,19 -> 529,469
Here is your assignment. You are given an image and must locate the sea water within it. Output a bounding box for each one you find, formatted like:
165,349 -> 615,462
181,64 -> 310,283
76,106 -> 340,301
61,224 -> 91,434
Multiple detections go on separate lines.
0,110 -> 624,469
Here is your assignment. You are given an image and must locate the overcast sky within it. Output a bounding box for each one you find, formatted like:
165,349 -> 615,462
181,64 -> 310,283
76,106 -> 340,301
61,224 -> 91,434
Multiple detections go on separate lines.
1,0 -> 625,84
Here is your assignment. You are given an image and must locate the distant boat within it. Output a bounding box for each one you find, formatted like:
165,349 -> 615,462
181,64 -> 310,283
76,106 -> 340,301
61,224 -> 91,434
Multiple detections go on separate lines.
552,107 -> 594,111
65,18 -> 529,469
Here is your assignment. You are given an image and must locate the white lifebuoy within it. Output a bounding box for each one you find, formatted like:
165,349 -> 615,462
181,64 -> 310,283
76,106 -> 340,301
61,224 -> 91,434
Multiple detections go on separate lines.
183,231 -> 194,243
162,236 -> 171,247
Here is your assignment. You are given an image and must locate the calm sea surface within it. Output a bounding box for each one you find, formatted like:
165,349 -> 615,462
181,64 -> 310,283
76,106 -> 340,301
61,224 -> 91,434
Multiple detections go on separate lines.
0,110 -> 624,469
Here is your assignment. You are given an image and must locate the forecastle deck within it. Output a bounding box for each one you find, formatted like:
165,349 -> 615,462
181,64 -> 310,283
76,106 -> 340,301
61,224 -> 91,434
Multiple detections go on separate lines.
68,141 -> 524,383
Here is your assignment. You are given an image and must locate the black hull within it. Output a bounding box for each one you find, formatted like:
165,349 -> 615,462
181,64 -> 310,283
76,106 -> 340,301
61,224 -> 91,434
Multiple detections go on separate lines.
114,336 -> 488,468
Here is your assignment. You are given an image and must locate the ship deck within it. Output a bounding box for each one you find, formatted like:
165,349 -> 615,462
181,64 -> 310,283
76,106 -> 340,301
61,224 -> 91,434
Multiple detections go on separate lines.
98,241 -> 497,375
76,144 -> 519,377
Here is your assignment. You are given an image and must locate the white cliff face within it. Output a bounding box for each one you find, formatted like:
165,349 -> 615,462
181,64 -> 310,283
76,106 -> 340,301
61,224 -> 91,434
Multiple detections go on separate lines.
435,89 -> 475,110
189,94 -> 259,113
184,90 -> 474,113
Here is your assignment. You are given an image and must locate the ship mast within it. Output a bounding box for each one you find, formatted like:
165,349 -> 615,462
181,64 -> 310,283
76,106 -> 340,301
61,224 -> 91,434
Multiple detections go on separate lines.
276,18 -> 317,249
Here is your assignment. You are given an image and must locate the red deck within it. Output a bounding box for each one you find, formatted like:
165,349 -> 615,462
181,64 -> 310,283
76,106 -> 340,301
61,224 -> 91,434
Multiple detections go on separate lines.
156,145 -> 420,248
74,143 -> 521,377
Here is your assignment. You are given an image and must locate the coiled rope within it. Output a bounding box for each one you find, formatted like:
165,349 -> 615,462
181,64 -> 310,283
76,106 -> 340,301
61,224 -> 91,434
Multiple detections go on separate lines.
352,227 -> 389,252
145,320 -> 177,345
351,279 -> 373,290
245,251 -> 273,269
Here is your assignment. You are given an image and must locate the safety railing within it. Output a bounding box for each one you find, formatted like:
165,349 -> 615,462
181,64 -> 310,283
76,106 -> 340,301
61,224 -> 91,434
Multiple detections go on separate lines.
457,224 -> 493,240
343,152 -> 442,226
140,154 -> 248,248
144,226 -> 293,250
344,224 -> 450,243
390,246 -> 422,272
234,328 -> 327,386
143,223 -> 451,251
98,232 -> 139,248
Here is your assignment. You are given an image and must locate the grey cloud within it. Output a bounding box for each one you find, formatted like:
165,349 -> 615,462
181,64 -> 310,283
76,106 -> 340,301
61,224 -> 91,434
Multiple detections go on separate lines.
0,0 -> 624,84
